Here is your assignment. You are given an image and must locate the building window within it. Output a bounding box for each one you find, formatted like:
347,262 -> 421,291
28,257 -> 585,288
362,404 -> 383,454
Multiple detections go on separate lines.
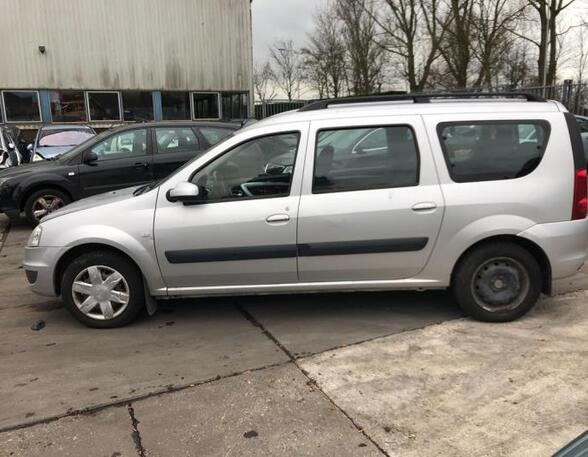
161,91 -> 190,120
122,91 -> 154,122
192,92 -> 220,119
87,91 -> 121,121
50,90 -> 87,122
2,91 -> 41,122
221,92 -> 249,120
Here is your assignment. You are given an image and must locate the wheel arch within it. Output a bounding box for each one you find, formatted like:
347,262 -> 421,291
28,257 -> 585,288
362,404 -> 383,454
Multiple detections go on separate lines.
53,243 -> 144,296
450,235 -> 552,295
19,183 -> 74,211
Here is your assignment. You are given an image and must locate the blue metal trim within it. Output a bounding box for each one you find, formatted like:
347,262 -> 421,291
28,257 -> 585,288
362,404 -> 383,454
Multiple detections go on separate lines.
39,90 -> 52,123
152,91 -> 162,121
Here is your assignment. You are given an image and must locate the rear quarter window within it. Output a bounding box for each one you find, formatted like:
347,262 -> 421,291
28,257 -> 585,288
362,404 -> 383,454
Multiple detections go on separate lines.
437,120 -> 551,183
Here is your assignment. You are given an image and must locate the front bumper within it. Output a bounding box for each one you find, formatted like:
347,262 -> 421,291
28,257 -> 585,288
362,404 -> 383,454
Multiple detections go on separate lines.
23,246 -> 66,297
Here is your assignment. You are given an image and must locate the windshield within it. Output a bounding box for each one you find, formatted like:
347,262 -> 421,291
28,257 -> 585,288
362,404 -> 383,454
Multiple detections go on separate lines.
39,129 -> 95,147
56,128 -> 113,161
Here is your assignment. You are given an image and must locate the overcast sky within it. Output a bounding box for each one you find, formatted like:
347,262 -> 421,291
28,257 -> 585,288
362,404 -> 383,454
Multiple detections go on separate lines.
251,0 -> 586,92
252,0 -> 327,65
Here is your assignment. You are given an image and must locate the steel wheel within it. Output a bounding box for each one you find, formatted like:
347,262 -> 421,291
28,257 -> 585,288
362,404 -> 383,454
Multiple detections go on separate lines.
71,265 -> 130,320
32,194 -> 65,220
470,256 -> 530,312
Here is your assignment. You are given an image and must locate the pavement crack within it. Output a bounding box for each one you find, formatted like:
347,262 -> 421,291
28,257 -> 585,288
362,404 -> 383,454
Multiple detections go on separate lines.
235,301 -> 390,457
235,302 -> 294,359
127,403 -> 146,457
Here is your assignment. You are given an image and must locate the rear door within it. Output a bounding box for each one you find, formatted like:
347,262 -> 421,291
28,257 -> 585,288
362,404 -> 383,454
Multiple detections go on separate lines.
151,126 -> 203,180
78,127 -> 153,197
296,115 -> 444,282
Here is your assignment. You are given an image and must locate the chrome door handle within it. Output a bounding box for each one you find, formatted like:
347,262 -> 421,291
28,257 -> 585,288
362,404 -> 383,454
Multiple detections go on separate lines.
266,214 -> 290,224
411,202 -> 437,212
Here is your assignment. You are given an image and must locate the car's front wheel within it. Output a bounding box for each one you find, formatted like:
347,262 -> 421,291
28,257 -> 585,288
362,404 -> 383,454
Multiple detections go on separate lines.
24,188 -> 70,225
452,242 -> 542,322
61,251 -> 145,328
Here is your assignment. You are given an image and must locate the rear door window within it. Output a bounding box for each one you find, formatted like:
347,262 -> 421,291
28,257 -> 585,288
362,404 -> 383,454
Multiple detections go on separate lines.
313,125 -> 419,193
155,128 -> 200,154
437,121 -> 550,183
198,127 -> 234,146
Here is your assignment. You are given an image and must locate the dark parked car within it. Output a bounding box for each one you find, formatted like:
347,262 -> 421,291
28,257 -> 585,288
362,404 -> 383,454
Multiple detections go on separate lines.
0,121 -> 238,224
575,115 -> 588,160
29,124 -> 96,161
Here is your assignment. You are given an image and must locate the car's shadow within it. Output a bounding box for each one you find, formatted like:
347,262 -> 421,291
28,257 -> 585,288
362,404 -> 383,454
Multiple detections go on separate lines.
161,290 -> 463,357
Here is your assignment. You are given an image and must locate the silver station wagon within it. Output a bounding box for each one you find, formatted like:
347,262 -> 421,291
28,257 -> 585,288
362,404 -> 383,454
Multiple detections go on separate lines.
23,93 -> 588,328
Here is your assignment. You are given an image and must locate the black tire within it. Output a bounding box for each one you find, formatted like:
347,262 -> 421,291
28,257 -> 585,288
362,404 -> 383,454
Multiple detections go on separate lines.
61,250 -> 145,328
452,242 -> 542,322
24,188 -> 71,225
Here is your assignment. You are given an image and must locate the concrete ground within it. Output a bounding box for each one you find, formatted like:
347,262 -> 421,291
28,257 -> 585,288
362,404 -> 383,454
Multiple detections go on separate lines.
0,215 -> 586,456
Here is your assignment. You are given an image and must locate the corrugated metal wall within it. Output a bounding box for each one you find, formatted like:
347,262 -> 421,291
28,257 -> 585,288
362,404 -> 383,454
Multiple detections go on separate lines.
0,0 -> 252,92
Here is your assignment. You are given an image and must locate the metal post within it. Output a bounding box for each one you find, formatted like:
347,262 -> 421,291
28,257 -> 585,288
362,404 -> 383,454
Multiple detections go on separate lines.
562,80 -> 572,108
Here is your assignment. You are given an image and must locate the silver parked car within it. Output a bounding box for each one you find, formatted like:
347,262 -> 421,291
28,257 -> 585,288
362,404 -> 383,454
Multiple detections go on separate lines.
23,93 -> 588,328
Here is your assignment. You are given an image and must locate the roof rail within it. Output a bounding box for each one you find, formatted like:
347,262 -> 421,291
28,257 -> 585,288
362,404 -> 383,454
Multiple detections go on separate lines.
298,92 -> 546,112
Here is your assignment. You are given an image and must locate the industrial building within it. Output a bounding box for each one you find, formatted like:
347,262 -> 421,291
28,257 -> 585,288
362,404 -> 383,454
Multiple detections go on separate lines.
0,0 -> 253,130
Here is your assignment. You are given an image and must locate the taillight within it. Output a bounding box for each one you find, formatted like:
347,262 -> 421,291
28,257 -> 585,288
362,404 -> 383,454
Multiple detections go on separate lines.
572,168 -> 587,220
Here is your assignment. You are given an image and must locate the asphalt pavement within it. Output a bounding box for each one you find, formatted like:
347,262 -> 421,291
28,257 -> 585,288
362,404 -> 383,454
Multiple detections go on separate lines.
0,215 -> 586,456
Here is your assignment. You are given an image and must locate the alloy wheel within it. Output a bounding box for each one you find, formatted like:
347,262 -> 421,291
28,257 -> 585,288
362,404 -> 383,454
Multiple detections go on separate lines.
32,195 -> 65,221
71,265 -> 130,320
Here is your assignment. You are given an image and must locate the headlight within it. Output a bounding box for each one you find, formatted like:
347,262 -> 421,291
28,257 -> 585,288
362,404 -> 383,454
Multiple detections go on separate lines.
33,153 -> 44,162
28,225 -> 43,247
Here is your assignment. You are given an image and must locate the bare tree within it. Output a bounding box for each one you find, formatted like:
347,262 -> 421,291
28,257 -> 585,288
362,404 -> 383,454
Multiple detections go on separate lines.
438,0 -> 476,88
575,25 -> 588,82
368,0 -> 449,91
502,42 -> 533,87
302,5 -> 347,98
472,0 -> 527,87
511,0 -> 579,86
253,62 -> 277,103
336,0 -> 385,95
270,40 -> 304,101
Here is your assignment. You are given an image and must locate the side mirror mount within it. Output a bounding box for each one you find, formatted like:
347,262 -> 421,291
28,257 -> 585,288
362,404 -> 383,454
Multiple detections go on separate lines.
166,181 -> 206,204
27,143 -> 33,152
84,151 -> 98,164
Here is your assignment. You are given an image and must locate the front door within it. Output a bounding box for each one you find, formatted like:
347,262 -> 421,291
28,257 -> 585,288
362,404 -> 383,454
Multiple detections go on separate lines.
79,128 -> 153,197
297,116 -> 444,282
154,126 -> 307,289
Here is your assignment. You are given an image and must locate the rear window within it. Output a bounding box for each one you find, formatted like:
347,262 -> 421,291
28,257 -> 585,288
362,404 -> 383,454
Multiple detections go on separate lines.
438,121 -> 550,183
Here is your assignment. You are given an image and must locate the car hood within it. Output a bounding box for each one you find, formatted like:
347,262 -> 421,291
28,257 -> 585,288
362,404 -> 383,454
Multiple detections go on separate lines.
36,146 -> 74,159
42,186 -> 141,222
0,160 -> 60,179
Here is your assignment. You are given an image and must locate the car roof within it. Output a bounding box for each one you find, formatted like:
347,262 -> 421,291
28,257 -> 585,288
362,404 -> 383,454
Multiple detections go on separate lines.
39,124 -> 94,131
105,120 -> 240,133
242,98 -> 565,133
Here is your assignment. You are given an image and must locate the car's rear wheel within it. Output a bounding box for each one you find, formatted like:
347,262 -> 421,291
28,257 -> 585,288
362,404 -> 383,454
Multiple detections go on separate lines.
61,251 -> 145,328
452,242 -> 542,322
24,188 -> 70,225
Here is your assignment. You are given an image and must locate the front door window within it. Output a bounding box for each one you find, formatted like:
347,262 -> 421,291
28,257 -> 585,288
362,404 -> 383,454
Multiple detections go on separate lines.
90,129 -> 147,161
190,132 -> 300,201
